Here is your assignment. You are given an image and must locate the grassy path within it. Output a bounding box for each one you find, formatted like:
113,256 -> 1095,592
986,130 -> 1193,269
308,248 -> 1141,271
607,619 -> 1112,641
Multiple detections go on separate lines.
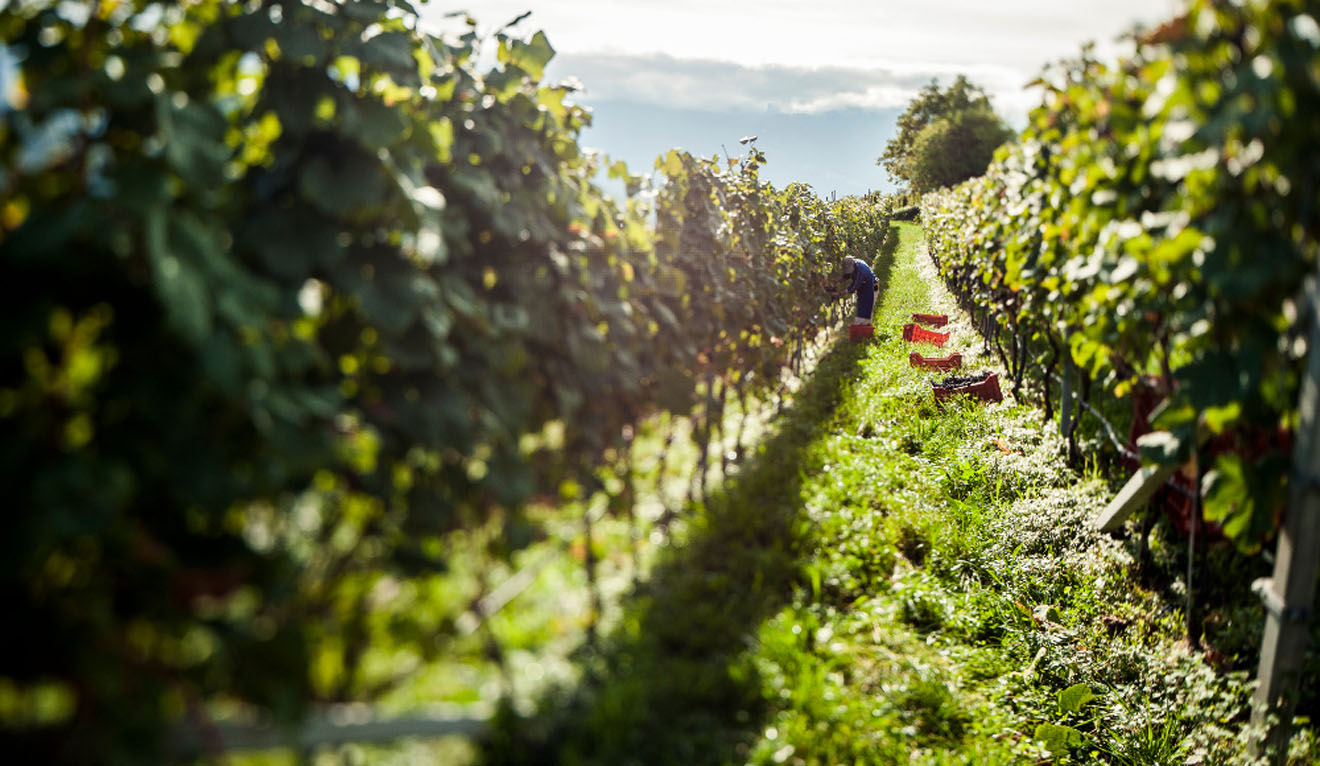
738,221 -> 1099,764
489,223 -> 1304,765
742,223 -> 1281,765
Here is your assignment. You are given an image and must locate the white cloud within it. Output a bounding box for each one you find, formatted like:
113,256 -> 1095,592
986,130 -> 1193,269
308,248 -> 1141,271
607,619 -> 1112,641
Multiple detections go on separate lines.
550,52 -> 1064,131
427,0 -> 1174,71
422,1 -> 1183,194
428,1 -> 1175,125
549,54 -> 938,113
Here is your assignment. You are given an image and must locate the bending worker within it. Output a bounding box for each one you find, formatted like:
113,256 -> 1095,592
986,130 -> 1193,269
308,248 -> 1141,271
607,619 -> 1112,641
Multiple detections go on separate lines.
840,256 -> 876,325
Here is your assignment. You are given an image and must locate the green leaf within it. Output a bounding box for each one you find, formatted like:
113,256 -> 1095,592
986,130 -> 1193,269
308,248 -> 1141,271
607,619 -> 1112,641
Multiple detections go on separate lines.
356,279 -> 416,335
345,95 -> 409,150
1203,401 -> 1242,434
241,207 -> 342,279
428,117 -> 454,163
1203,452 -> 1288,550
228,12 -> 276,50
266,68 -> 324,136
1035,723 -> 1084,756
340,0 -> 389,22
1174,351 -> 1243,410
199,333 -> 244,397
161,99 -> 230,189
1148,399 -> 1197,431
497,31 -> 554,81
449,166 -> 503,211
1058,683 -> 1095,715
298,152 -> 386,215
356,32 -> 417,79
145,209 -> 212,346
274,21 -> 325,63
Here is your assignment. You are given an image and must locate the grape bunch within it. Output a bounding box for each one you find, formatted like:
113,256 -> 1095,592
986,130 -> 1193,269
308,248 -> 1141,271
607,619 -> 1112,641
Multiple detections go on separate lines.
935,372 -> 994,388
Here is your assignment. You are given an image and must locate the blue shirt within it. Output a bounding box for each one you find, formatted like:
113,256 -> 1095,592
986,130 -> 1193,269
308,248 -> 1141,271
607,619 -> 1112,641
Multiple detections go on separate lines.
842,260 -> 875,294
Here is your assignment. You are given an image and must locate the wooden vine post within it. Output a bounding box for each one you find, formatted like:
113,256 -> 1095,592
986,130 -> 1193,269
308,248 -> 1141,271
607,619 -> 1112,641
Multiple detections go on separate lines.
1058,363 -> 1073,438
1249,276 -> 1320,762
1059,331 -> 1075,439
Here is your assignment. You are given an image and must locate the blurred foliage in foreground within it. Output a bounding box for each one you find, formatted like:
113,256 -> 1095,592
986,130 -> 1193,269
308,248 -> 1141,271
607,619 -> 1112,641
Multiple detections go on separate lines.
0,0 -> 891,761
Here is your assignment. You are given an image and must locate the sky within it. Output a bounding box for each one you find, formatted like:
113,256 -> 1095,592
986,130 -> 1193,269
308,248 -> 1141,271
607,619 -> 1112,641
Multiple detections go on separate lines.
423,1 -> 1183,196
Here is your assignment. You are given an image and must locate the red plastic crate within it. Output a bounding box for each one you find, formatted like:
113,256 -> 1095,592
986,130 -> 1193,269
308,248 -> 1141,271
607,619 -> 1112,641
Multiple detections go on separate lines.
932,372 -> 1003,404
909,351 -> 962,370
911,312 -> 949,328
902,323 -> 949,347
848,323 -> 874,342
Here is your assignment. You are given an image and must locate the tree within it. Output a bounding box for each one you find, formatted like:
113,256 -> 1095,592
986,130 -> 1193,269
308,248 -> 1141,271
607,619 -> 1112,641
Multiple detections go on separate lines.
906,105 -> 1014,193
877,76 -> 1010,191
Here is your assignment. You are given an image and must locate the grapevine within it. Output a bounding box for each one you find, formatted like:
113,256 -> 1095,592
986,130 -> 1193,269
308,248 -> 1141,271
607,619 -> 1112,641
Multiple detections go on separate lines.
923,0 -> 1319,548
0,1 -> 890,759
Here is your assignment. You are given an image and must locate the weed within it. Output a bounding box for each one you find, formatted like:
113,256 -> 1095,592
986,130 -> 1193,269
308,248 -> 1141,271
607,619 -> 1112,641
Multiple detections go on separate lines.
893,571 -> 952,633
1091,695 -> 1192,766
895,522 -> 930,567
896,673 -> 971,745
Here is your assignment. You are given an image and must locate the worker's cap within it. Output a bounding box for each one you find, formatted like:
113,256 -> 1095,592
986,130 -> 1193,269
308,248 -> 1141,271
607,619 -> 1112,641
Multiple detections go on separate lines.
842,257 -> 856,275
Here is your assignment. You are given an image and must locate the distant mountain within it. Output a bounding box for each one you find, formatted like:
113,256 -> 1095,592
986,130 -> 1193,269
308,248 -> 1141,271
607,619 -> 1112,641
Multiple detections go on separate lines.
576,99 -> 902,198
